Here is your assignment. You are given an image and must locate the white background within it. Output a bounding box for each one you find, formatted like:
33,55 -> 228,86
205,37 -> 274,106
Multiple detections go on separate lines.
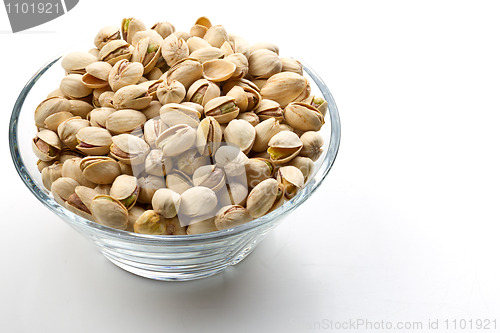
1,0 -> 500,332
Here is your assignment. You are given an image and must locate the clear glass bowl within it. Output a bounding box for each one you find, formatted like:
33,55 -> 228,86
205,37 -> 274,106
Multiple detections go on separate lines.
9,55 -> 341,281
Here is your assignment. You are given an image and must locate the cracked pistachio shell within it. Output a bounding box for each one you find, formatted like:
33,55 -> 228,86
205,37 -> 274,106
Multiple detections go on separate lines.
134,210 -> 166,235
204,96 -> 239,124
75,127 -> 112,155
34,97 -> 71,128
94,26 -> 121,49
217,181 -> 248,207
41,162 -> 62,191
152,21 -> 175,39
80,156 -> 121,184
276,165 -> 304,199
58,117 -> 90,149
164,216 -> 187,235
60,74 -> 93,98
192,165 -> 226,192
190,24 -> 208,38
214,205 -> 252,231
248,49 -> 282,79
253,118 -> 281,152
152,188 -> 181,218
249,42 -> 280,55
186,217 -> 218,235
157,80 -> 186,105
131,35 -> 162,74
260,72 -> 309,107
176,149 -> 210,175
91,195 -> 128,230
179,186 -> 217,217
166,169 -> 193,195
202,59 -> 236,82
113,85 -> 152,110
222,78 -> 260,95
284,102 -> 325,132
110,175 -> 139,209
161,34 -> 189,67
32,130 -> 61,161
127,206 -> 145,231
62,52 -> 98,75
99,40 -> 132,65
181,102 -> 204,115
131,29 -> 163,47
65,186 -> 97,221
140,79 -> 162,100
108,59 -> 144,91
189,46 -> 224,64
299,131 -> 324,161
226,85 -> 261,113
156,124 -> 196,157
246,178 -> 283,218
245,158 -> 275,188
110,134 -> 150,165
62,158 -> 97,188
228,34 -> 251,58
143,118 -> 168,147
214,145 -> 248,177
224,119 -> 256,154
97,91 -> 114,108
142,100 -> 162,120
121,18 -> 146,44
159,103 -> 200,128
254,99 -> 284,122
280,57 -> 303,75
82,61 -> 112,89
237,111 -> 259,126
225,53 -> 249,79
51,177 -> 79,206
203,25 -> 228,48
105,109 -> 146,134
165,58 -> 203,89
267,131 -> 303,164
303,95 -> 329,116
69,100 -> 93,118
196,116 -> 222,156
88,107 -> 115,128
186,36 -> 211,53
137,175 -> 165,203
144,149 -> 173,176
287,156 -> 314,183
186,79 -> 220,106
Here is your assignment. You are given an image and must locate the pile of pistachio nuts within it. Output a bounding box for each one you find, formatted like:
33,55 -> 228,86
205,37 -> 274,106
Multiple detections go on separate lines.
32,17 -> 328,235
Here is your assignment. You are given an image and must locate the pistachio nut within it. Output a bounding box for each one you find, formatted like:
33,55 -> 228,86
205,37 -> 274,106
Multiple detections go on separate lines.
276,165 -> 304,199
245,158 -> 275,188
157,80 -> 186,105
151,21 -> 175,39
41,162 -> 62,191
79,156 -> 121,184
214,144 -> 248,177
142,100 -> 162,120
267,130 -> 303,164
181,102 -> 205,115
249,42 -> 279,55
280,57 -> 303,75
140,79 -> 163,100
189,25 -> 208,38
196,116 -> 222,156
143,117 -> 167,147
186,217 -> 218,235
178,186 -> 217,217
299,131 -> 324,161
75,127 -> 112,155
32,130 -> 61,162
203,25 -> 228,48
166,169 -> 193,194
91,195 -> 128,230
253,118 -> 281,152
121,18 -> 146,44
51,177 -> 79,206
202,59 -> 236,82
144,149 -> 173,176
189,46 -> 224,64
161,34 -> 189,67
112,85 -> 152,110
110,134 -> 150,165
156,124 -> 196,157
65,186 -> 97,221
82,61 -> 112,89
164,216 -> 187,235
192,165 -> 226,192
224,53 -> 249,79
133,210 -> 166,235
287,156 -> 314,183
226,85 -> 261,113
105,109 -> 146,134
58,118 -> 92,150
97,91 -> 115,108
260,72 -> 309,107
131,36 -> 162,74
236,111 -> 259,127
99,40 -> 132,65
204,96 -> 239,124
186,36 -> 211,53
34,97 -> 71,128
214,205 -> 252,231
248,49 -> 282,79
246,178 -> 284,218
165,58 -> 203,89
137,175 -> 166,203
61,52 -> 98,75
88,107 -> 115,128
62,158 -> 97,188
108,59 -> 144,91
254,99 -> 283,122
176,149 -> 210,175
228,34 -> 250,58
130,29 -> 163,47
159,103 -> 200,128
151,188 -> 181,218
284,102 -> 324,132
186,79 -> 220,106
303,95 -> 328,116
110,175 -> 139,209
224,119 -> 256,154
60,74 -> 93,98
127,206 -> 145,231
94,26 -> 121,49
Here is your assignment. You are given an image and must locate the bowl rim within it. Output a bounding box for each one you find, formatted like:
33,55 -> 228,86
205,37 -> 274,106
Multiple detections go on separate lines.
9,55 -> 341,243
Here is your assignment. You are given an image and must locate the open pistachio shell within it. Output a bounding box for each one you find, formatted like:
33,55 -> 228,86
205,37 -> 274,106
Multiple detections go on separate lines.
217,181 -> 248,207
62,52 -> 98,75
192,165 -> 226,192
160,103 -> 200,128
287,156 -> 314,183
202,59 -> 236,82
284,102 -> 324,132
32,130 -> 61,161
110,175 -> 139,209
110,134 -> 150,165
276,165 -> 304,199
143,118 -> 167,148
58,117 -> 90,149
164,216 -> 187,235
166,58 -> 203,89
144,149 -> 173,176
248,49 -> 282,79
203,25 -> 228,48
41,162 -> 62,191
62,157 -> 97,188
245,158 -> 275,188
280,57 -> 303,75
121,18 -> 146,44
151,21 -> 175,39
246,178 -> 281,218
105,109 -> 146,135
51,177 -> 79,206
137,175 -> 166,204
76,127 -> 112,155
65,186 -> 98,221
80,156 -> 121,184
254,99 -> 284,122
225,53 -> 249,79
60,74 -> 93,99
267,131 -> 303,164
134,210 -> 166,235
224,82 -> 261,112
179,186 -> 217,217
186,79 -> 220,106
186,36 -> 211,53
94,26 -> 121,50
91,195 -> 128,230
253,118 -> 281,152
204,96 -> 240,124
113,85 -> 152,110
156,124 -> 196,157
260,72 -> 309,107
59,148 -> 85,164
189,46 -> 225,64
99,40 -> 132,65
151,188 -> 181,218
214,145 -> 249,177
214,205 -> 252,231
161,34 -> 189,67
224,119 -> 256,154
108,59 -> 144,91
35,97 -> 71,128
176,149 -> 210,176
303,95 -> 328,116
190,25 -> 208,38
88,107 -> 115,128
236,111 -> 259,127
166,169 -> 193,195
44,111 -> 74,132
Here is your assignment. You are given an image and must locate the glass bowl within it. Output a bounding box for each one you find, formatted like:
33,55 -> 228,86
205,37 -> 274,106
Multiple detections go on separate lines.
9,55 -> 341,281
